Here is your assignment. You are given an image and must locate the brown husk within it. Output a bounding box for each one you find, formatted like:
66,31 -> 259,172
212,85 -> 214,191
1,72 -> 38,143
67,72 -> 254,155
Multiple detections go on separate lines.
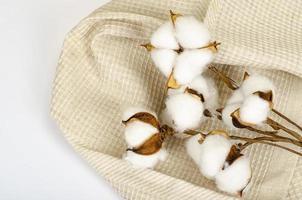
122,112 -> 160,129
127,133 -> 163,155
225,145 -> 243,166
185,87 -> 205,102
167,73 -> 180,89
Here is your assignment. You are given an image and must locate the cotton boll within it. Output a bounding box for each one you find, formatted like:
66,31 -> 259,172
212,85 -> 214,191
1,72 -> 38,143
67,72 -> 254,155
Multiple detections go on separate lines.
122,107 -> 157,122
165,93 -> 204,132
239,95 -> 270,125
185,134 -> 203,164
174,49 -> 214,85
215,156 -> 251,195
222,103 -> 241,129
174,16 -> 211,49
199,134 -> 232,180
124,121 -> 158,148
124,149 -> 167,169
226,90 -> 244,105
150,49 -> 177,77
150,22 -> 179,49
240,74 -> 275,97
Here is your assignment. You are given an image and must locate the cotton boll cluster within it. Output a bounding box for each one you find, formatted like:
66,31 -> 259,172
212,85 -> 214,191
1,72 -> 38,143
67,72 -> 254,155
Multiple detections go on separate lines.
185,131 -> 251,195
144,11 -> 217,84
222,74 -> 275,128
122,107 -> 167,169
161,75 -> 218,135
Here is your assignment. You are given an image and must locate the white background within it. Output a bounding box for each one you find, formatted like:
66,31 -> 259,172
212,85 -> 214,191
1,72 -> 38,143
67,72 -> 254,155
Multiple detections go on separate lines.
0,0 -> 121,199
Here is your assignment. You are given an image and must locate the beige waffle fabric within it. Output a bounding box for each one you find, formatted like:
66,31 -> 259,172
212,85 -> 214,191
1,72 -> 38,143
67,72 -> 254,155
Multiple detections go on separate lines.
51,0 -> 302,199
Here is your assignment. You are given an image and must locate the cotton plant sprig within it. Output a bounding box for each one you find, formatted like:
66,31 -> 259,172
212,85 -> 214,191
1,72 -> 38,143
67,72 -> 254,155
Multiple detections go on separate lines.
120,10 -> 302,197
209,66 -> 302,142
141,10 -> 220,137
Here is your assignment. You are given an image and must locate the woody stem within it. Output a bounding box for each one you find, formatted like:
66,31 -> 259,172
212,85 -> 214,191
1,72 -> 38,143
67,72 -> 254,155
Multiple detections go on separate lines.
267,118 -> 302,141
272,108 -> 302,131
238,139 -> 302,156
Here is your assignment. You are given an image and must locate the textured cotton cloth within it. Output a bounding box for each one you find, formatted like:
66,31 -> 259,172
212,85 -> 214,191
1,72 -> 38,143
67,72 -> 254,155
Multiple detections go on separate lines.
51,0 -> 302,199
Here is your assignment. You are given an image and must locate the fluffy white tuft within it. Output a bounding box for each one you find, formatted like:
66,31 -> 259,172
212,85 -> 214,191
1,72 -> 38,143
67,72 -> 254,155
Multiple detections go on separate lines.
124,149 -> 168,169
188,75 -> 218,110
215,156 -> 251,195
222,103 -> 241,129
174,16 -> 211,49
159,108 -> 174,129
124,121 -> 158,148
240,74 -> 275,97
239,95 -> 270,125
165,93 -> 204,132
187,75 -> 209,97
122,107 -> 157,122
174,49 -> 213,85
185,135 -> 203,164
150,49 -> 177,77
226,89 -> 244,105
199,134 -> 232,180
150,22 -> 179,49
204,77 -> 219,110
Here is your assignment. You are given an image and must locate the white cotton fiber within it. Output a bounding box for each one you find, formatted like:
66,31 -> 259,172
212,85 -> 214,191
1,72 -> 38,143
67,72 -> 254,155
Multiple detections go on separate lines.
124,149 -> 167,169
204,77 -> 219,110
150,49 -> 177,77
239,95 -> 270,125
215,156 -> 251,195
174,49 -> 213,85
174,16 -> 211,49
159,108 -> 174,128
188,75 -> 218,110
240,74 -> 275,97
122,107 -> 157,122
185,134 -> 203,164
165,93 -> 204,132
199,134 -> 232,180
226,89 -> 244,105
187,75 -> 209,97
222,103 -> 241,129
124,120 -> 158,148
150,22 -> 179,50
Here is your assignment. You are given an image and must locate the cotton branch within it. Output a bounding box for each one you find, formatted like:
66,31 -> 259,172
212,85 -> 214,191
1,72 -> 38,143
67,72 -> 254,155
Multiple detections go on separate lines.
209,65 -> 302,142
184,129 -> 302,156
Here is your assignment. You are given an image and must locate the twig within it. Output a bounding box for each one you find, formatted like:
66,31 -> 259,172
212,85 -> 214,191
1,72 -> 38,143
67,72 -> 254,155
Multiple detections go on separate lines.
230,135 -> 302,148
272,108 -> 302,131
208,66 -> 239,90
240,140 -> 302,156
267,118 -> 302,141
